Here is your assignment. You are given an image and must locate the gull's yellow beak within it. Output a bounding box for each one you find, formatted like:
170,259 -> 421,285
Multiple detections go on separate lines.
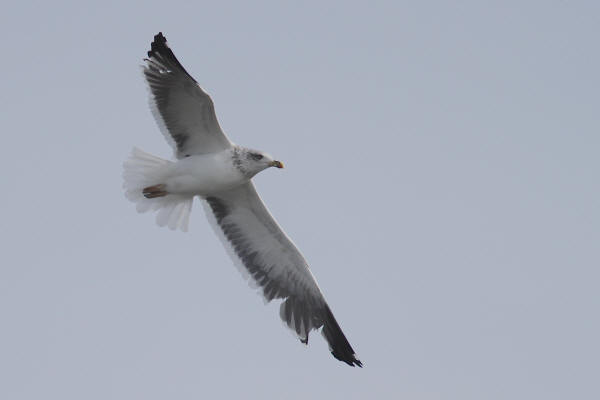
270,160 -> 284,169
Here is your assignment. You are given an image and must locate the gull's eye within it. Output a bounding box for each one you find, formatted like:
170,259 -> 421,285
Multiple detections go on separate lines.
251,153 -> 264,161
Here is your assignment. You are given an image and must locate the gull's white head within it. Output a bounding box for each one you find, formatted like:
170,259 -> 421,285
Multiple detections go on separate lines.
235,147 -> 284,178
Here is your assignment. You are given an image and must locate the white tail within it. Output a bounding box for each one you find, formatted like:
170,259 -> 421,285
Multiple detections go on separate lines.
122,147 -> 193,232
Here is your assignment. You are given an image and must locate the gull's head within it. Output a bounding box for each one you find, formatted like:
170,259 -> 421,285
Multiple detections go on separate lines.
236,147 -> 284,178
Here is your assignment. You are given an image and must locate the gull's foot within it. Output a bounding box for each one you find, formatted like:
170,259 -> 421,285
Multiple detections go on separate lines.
143,184 -> 168,198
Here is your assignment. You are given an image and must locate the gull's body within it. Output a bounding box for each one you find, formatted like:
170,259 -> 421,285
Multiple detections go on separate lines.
160,149 -> 246,195
123,32 -> 362,367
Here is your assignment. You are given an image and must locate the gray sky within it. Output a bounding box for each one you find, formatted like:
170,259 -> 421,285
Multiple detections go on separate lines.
1,1 -> 599,399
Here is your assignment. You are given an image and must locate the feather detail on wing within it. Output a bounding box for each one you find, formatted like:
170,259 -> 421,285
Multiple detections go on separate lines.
202,182 -> 362,367
143,32 -> 232,158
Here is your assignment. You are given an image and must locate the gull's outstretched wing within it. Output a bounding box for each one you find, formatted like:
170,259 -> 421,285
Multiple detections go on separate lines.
202,182 -> 362,367
143,32 -> 232,158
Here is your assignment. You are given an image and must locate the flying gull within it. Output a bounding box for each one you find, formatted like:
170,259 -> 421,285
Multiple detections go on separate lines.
123,32 -> 362,367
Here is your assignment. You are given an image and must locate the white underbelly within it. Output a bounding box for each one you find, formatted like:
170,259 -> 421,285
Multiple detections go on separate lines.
164,153 -> 245,196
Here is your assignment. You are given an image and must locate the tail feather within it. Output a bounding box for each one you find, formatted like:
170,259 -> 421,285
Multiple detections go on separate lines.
123,147 -> 193,232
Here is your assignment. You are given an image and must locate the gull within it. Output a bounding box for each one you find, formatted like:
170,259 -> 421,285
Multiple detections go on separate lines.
123,32 -> 361,367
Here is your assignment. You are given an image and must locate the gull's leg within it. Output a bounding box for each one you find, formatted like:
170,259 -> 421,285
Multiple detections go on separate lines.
143,184 -> 168,198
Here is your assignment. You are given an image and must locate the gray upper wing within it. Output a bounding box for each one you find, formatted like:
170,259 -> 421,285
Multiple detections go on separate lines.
203,182 -> 362,367
143,33 -> 231,158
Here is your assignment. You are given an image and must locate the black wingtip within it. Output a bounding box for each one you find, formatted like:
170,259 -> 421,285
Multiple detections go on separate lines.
147,32 -> 168,58
331,350 -> 363,368
145,32 -> 197,83
321,304 -> 363,367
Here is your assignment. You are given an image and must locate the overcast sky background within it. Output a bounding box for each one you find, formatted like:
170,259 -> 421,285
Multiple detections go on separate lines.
1,1 -> 598,399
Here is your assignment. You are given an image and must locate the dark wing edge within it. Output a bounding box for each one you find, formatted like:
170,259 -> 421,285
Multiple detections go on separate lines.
147,32 -> 197,82
321,304 -> 363,367
203,184 -> 362,367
